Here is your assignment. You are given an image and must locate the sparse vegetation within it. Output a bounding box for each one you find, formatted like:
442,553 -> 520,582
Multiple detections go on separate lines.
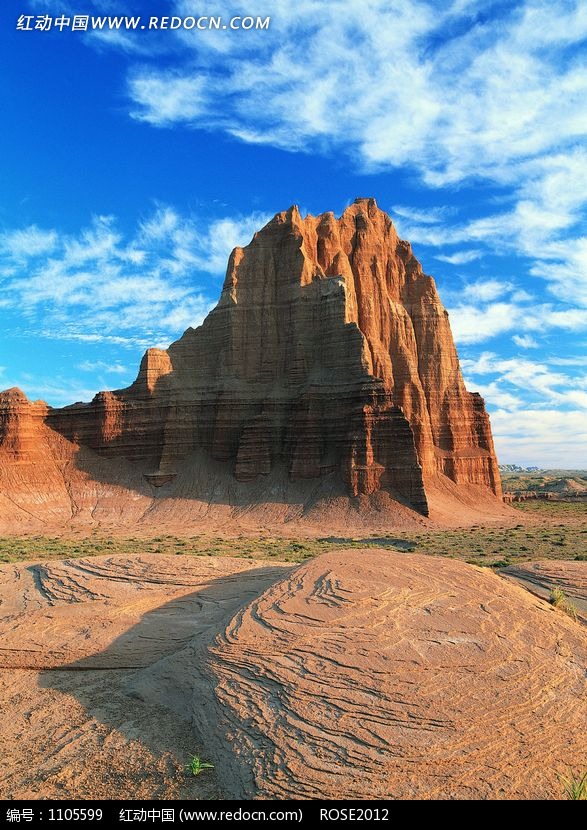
549,588 -> 578,621
560,769 -> 587,800
186,756 -> 215,776
0,499 -> 584,567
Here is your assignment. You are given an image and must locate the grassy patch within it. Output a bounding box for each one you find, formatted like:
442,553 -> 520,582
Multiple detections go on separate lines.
0,499 -> 584,567
549,588 -> 578,621
560,769 -> 587,800
0,534 -> 372,565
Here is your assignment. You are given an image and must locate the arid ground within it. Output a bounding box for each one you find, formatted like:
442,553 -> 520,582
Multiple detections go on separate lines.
0,497 -> 585,801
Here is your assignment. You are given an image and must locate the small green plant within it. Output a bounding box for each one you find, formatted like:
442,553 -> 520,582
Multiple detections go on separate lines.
550,587 -> 566,606
186,756 -> 215,776
549,588 -> 578,621
560,769 -> 587,800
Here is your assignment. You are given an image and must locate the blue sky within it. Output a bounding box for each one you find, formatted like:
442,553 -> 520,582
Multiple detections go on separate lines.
1,0 -> 586,467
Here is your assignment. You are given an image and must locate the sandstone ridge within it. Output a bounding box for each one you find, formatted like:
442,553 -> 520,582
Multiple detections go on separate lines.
0,199 -> 504,529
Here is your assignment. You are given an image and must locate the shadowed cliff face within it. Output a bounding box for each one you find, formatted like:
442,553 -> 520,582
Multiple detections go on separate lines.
0,199 -> 502,519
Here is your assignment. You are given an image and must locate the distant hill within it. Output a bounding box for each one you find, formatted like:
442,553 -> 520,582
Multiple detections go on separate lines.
499,464 -> 543,473
501,468 -> 587,498
537,477 -> 587,495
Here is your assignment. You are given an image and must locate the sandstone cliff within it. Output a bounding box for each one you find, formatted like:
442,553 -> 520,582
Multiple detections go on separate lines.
0,199 -> 503,528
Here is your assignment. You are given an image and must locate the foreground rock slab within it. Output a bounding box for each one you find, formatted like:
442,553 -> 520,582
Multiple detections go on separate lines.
0,554 -> 287,799
2,550 -> 584,800
173,550 -> 587,800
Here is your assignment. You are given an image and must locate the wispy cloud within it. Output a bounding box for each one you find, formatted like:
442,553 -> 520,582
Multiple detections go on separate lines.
461,279 -> 513,303
77,360 -> 128,374
0,226 -> 57,259
391,204 -> 457,225
138,206 -> 270,276
462,350 -> 587,464
547,355 -> 587,367
448,298 -> 587,345
122,2 -> 587,216
435,250 -> 482,265
0,371 -> 110,407
450,302 -> 520,344
130,72 -> 206,125
0,205 -> 266,345
42,331 -> 159,349
512,334 -> 538,349
389,151 -> 587,311
462,352 -> 587,409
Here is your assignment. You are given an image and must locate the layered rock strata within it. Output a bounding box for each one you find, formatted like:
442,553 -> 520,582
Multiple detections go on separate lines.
0,199 -> 502,517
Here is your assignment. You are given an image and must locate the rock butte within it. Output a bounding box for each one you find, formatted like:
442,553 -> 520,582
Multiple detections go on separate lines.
0,199 -> 505,531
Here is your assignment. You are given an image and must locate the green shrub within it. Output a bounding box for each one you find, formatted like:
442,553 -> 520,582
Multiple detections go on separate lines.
186,756 -> 215,776
560,769 -> 587,800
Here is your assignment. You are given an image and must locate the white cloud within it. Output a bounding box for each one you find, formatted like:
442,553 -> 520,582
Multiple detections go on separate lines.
123,2 -> 587,193
435,250 -> 483,265
449,302 -> 519,344
530,234 -> 587,307
491,409 -> 587,468
0,226 -> 57,259
43,332 -> 157,349
137,205 -> 269,275
461,279 -> 513,303
547,356 -> 587,367
447,297 -> 586,344
461,351 -> 587,465
196,214 -> 270,274
391,204 -> 456,225
511,289 -> 534,303
467,380 -> 522,410
77,360 -> 128,374
129,72 -> 206,126
0,206 -> 267,345
512,334 -> 538,348
391,151 -> 587,308
461,352 -> 587,409
524,306 -> 587,332
5,375 -> 110,407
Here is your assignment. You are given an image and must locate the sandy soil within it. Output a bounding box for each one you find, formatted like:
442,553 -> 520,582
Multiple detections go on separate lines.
1,550 -> 585,801
0,555 -> 288,799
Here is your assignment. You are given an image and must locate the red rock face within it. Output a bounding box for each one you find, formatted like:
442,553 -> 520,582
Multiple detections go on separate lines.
0,388 -> 49,460
1,199 -> 502,517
